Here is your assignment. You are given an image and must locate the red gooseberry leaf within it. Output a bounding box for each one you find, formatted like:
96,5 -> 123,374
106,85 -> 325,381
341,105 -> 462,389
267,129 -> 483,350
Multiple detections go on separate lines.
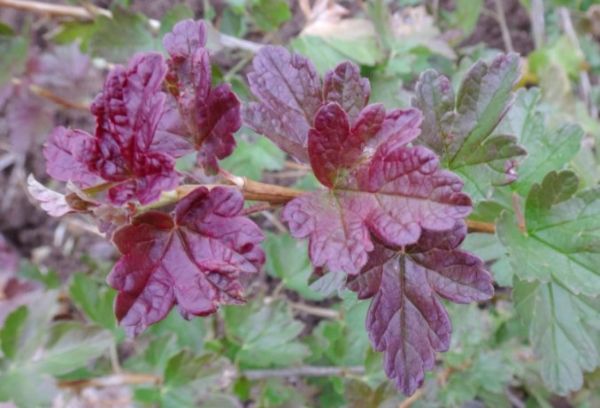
244,45 -> 323,162
245,47 -> 375,163
347,222 -> 494,395
163,19 -> 241,173
282,102 -> 471,275
323,61 -> 370,120
44,53 -> 180,205
107,186 -> 265,336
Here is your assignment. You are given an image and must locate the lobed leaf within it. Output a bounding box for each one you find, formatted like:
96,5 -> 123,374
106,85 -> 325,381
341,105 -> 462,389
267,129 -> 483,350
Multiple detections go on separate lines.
514,279 -> 600,395
283,102 -> 471,275
411,54 -> 525,196
348,223 -> 493,395
44,53 -> 180,205
245,45 -> 322,162
499,171 -> 600,297
107,186 -> 264,336
163,19 -> 241,173
323,61 -> 370,120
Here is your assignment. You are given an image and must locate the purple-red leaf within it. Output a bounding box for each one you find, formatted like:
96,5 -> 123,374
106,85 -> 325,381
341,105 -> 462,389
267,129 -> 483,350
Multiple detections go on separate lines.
107,186 -> 264,336
44,53 -> 180,205
163,19 -> 241,173
283,104 -> 470,275
348,224 -> 493,395
44,127 -> 99,188
323,61 -> 370,120
245,46 -> 322,162
26,175 -> 72,217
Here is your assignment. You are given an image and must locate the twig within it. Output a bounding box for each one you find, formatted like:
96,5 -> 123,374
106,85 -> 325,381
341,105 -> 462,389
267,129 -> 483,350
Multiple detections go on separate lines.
58,365 -> 364,389
109,342 -> 122,374
244,365 -> 364,380
466,219 -> 496,234
289,302 -> 341,320
558,7 -> 598,118
261,210 -> 288,233
58,372 -> 161,389
398,388 -> 424,408
0,0 -> 263,53
493,0 -> 514,52
530,0 -> 545,49
0,0 -> 110,19
242,202 -> 272,215
11,78 -> 89,111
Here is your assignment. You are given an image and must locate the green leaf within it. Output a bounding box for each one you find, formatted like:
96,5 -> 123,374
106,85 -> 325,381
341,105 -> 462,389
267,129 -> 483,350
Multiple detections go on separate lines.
159,4 -> 195,37
0,368 -> 57,407
0,34 -> 28,87
264,232 -> 325,301
0,306 -> 28,359
291,36 -> 353,74
220,137 -> 285,181
223,300 -> 309,368
69,273 -> 117,331
250,0 -> 291,32
306,293 -> 369,366
88,8 -> 157,62
19,263 -> 60,289
34,322 -> 112,375
451,53 -> 522,162
514,121 -> 583,195
412,55 -> 525,198
499,171 -> 600,297
453,0 -> 483,37
146,309 -> 206,352
514,279 -> 600,395
158,351 -> 234,407
164,351 -> 226,387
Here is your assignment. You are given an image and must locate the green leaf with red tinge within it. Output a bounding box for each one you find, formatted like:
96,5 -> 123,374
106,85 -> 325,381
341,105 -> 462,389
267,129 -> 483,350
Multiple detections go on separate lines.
412,54 -> 526,196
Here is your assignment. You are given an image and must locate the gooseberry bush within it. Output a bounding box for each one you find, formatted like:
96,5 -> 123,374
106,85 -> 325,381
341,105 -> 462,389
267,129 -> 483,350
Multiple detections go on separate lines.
30,18 -> 600,399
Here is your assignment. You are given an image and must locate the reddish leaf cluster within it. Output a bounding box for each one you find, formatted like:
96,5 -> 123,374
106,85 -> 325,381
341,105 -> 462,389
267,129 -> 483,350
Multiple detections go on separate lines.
44,20 -> 240,205
38,28 -> 495,397
246,46 -> 493,395
41,21 -> 258,334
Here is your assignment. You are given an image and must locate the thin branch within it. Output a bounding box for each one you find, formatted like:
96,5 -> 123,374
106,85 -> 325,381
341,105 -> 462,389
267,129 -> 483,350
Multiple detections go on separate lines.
493,0 -> 514,52
58,373 -> 161,389
11,78 -> 89,111
558,7 -> 598,118
398,388 -> 424,408
58,366 -> 364,389
242,202 -> 272,215
466,219 -> 496,234
0,0 -> 110,19
530,0 -> 545,49
0,0 -> 262,53
289,302 -> 341,320
244,365 -> 364,380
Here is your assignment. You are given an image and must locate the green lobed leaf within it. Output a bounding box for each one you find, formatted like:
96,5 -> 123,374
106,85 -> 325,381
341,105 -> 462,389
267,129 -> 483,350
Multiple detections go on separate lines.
223,300 -> 309,368
0,33 -> 28,87
220,137 -> 285,181
412,54 -> 525,199
0,306 -> 28,360
69,273 -> 118,331
264,232 -> 325,301
514,279 -> 600,395
499,171 -> 600,297
34,322 -> 112,376
250,0 -> 292,32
